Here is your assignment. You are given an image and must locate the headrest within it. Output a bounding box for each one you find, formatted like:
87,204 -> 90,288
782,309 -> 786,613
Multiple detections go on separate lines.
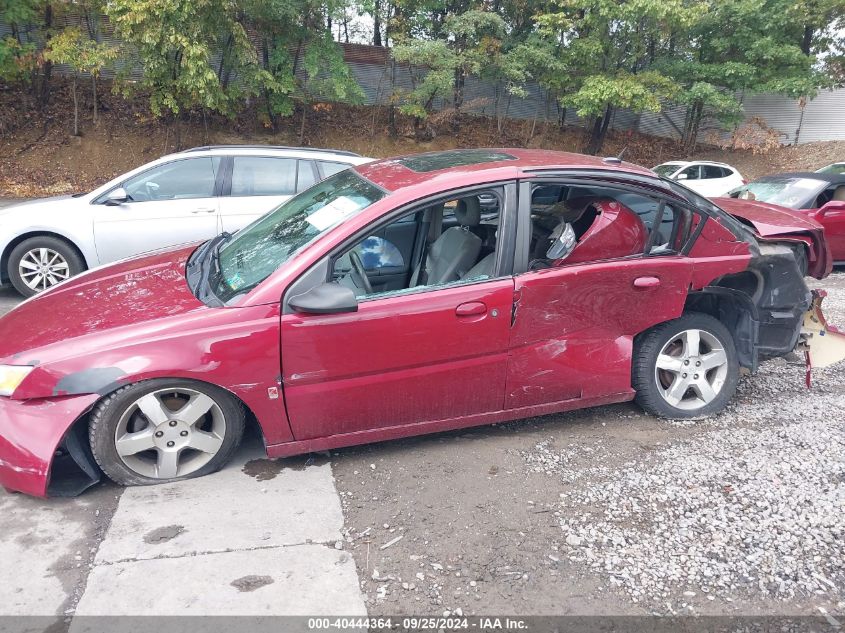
833,186 -> 845,202
455,197 -> 481,226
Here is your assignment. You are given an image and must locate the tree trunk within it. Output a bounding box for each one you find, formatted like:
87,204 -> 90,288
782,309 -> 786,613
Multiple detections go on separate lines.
261,38 -> 277,131
388,60 -> 397,138
794,97 -> 807,145
682,99 -> 704,152
174,114 -> 183,151
452,67 -> 465,133
585,104 -> 613,155
801,25 -> 813,55
92,75 -> 98,125
71,75 -> 79,136
299,101 -> 308,142
38,3 -> 54,108
373,0 -> 383,46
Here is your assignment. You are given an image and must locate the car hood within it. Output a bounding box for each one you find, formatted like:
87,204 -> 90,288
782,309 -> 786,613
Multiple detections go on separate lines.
714,197 -> 823,237
0,245 -> 205,364
0,195 -> 77,217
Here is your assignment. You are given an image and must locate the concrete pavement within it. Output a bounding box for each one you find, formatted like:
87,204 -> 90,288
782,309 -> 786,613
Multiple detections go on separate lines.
76,443 -> 365,616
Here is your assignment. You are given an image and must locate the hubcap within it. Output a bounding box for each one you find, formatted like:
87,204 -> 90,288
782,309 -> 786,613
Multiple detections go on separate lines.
114,388 -> 226,479
19,248 -> 70,291
654,329 -> 728,411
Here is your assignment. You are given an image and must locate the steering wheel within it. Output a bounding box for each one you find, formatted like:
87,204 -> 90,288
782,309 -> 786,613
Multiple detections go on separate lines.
349,250 -> 373,295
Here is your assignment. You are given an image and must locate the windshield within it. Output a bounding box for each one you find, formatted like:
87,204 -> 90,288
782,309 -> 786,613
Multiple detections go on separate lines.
212,170 -> 385,303
728,177 -> 826,209
653,164 -> 682,178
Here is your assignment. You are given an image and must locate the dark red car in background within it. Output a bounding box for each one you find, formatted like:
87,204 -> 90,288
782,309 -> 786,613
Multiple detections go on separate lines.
727,172 -> 845,264
0,149 -> 836,497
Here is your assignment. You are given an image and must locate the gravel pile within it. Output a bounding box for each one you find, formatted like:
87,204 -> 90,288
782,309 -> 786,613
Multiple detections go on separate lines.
553,411 -> 845,605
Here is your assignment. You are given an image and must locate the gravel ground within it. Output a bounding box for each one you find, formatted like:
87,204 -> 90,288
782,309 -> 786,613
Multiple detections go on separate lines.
335,273 -> 845,618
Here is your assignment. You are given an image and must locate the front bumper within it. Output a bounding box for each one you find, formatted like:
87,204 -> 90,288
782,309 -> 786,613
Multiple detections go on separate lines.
0,393 -> 99,496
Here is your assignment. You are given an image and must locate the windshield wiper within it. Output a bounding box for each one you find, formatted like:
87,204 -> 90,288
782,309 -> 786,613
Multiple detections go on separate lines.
188,232 -> 231,306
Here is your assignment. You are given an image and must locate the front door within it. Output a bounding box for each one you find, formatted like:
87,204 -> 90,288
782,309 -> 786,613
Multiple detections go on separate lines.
93,157 -> 221,263
280,279 -> 514,440
280,184 -> 516,441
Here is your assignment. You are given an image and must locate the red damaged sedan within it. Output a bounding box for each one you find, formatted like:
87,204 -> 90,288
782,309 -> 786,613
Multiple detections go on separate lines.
0,149 -> 840,496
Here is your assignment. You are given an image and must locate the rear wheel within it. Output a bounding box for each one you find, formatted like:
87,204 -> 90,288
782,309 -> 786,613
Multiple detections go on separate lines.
633,312 -> 739,418
89,380 -> 245,487
8,236 -> 85,297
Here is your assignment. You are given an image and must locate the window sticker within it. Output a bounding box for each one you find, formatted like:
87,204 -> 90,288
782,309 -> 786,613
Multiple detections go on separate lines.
306,196 -> 361,231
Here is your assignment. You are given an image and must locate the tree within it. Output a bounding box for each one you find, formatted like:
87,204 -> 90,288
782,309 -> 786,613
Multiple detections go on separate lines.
535,0 -> 696,154
241,0 -> 363,137
0,0 -> 60,107
664,0 -> 824,151
391,39 -> 457,136
44,27 -> 117,135
105,0 -> 262,139
391,9 -> 506,134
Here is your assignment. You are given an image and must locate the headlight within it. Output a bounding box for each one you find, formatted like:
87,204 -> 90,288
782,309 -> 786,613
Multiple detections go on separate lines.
0,365 -> 34,397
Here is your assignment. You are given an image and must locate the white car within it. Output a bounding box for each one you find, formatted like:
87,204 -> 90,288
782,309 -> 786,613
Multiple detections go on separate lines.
816,162 -> 845,175
652,161 -> 746,197
0,145 -> 372,296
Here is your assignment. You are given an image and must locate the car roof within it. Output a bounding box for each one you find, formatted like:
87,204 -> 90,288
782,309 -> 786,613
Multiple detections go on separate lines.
173,145 -> 371,163
356,148 -> 655,193
666,160 -> 736,167
756,172 -> 845,184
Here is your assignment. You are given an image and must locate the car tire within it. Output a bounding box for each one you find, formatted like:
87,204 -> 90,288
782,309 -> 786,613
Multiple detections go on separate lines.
632,312 -> 739,419
89,379 -> 245,487
8,236 -> 86,297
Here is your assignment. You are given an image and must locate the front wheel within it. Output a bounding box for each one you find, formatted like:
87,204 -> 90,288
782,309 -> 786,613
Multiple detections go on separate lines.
89,380 -> 245,487
632,312 -> 739,418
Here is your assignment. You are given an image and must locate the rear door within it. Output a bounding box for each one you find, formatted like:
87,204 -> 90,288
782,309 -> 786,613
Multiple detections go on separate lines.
218,156 -> 317,233
92,157 -> 221,263
506,180 -> 697,409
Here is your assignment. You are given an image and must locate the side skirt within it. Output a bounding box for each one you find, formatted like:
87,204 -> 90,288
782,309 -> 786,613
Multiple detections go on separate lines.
265,390 -> 636,459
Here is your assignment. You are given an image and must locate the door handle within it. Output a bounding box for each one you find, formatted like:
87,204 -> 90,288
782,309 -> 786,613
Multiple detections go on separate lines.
455,301 -> 487,317
633,276 -> 660,289
192,208 -> 216,214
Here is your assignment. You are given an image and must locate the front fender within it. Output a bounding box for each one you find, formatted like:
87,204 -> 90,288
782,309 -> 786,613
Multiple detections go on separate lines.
0,393 -> 99,496
10,305 -> 294,446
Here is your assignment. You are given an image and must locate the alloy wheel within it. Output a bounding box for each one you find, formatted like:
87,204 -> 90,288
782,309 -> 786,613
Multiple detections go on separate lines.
653,328 -> 729,411
18,247 -> 71,292
114,388 -> 227,479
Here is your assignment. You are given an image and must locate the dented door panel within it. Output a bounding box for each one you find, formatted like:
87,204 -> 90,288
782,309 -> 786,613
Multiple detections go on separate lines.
506,257 -> 693,409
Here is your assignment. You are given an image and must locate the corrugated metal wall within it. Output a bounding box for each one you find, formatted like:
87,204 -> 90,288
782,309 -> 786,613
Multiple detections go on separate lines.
3,16 -> 843,145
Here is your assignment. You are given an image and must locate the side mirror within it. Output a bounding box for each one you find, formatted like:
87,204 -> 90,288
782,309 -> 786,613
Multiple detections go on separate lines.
817,200 -> 845,218
104,187 -> 129,206
546,223 -> 577,260
289,283 -> 358,315
676,173 -> 688,180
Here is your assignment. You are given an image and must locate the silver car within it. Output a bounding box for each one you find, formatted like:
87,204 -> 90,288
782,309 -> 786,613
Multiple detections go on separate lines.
0,145 -> 372,296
